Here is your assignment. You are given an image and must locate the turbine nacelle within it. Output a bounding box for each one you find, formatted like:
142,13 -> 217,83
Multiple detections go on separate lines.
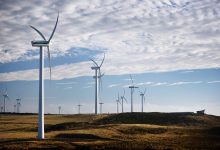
31,41 -> 49,47
91,66 -> 100,70
129,86 -> 138,88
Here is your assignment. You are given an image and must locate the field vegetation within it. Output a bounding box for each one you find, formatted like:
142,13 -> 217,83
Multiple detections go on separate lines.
0,112 -> 220,149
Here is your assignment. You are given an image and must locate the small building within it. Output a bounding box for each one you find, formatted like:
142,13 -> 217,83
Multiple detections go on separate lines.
196,109 -> 205,115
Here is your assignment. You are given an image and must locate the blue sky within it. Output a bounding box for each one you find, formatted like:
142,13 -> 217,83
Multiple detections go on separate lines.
0,0 -> 220,115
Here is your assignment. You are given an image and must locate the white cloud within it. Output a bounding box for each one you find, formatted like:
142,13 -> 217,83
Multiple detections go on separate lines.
181,70 -> 194,74
63,86 -> 73,90
108,83 -> 121,88
151,82 -> 168,86
121,81 -> 205,87
207,80 -> 220,84
0,0 -> 220,81
83,85 -> 92,89
87,82 -> 95,85
136,82 -> 153,86
56,81 -> 77,85
168,81 -> 202,86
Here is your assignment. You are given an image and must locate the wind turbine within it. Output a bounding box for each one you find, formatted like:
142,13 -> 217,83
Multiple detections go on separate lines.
120,89 -> 127,113
99,102 -> 104,114
77,104 -> 82,114
0,106 -> 3,112
128,75 -> 138,112
30,12 -> 59,139
58,106 -> 61,114
2,90 -> 9,113
90,54 -> 105,114
116,93 -> 121,113
139,88 -> 146,112
16,98 -> 21,113
98,71 -> 104,114
14,105 -> 16,113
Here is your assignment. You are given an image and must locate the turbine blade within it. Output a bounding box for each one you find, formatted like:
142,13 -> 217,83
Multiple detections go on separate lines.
118,100 -> 121,104
90,58 -> 99,67
47,46 -> 52,80
144,88 -> 146,95
124,96 -> 128,103
48,12 -> 59,43
99,72 -> 103,92
29,25 -> 46,40
99,53 -> 105,68
130,74 -> 134,85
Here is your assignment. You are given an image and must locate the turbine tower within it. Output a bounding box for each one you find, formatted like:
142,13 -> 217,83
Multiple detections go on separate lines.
99,102 -> 104,114
58,106 -> 61,114
30,12 -> 59,139
77,104 -> 82,114
90,54 -> 105,114
16,98 -> 21,113
14,105 -> 16,113
128,75 -> 138,112
120,89 -> 127,113
139,88 -> 146,112
2,90 -> 9,113
98,71 -> 104,114
116,93 -> 121,113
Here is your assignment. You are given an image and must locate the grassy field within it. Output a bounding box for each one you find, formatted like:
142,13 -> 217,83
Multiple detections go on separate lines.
0,112 -> 220,149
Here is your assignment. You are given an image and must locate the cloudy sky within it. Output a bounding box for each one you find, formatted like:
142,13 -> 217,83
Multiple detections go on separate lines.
0,0 -> 220,115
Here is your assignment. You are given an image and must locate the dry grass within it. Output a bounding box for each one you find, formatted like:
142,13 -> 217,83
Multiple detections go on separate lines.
0,113 -> 220,149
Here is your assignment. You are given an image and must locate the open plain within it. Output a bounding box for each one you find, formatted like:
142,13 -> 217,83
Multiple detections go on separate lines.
0,112 -> 220,150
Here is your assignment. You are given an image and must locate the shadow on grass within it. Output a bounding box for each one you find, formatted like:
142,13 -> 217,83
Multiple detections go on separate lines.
206,126 -> 220,135
118,126 -> 167,135
95,112 -> 208,126
55,133 -> 114,141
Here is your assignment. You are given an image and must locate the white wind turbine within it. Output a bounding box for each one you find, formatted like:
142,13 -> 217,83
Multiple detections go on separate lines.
90,54 -> 105,114
128,75 -> 138,112
99,102 -> 104,114
2,89 -> 9,113
58,106 -> 61,114
30,12 -> 59,139
139,88 -> 146,112
14,105 -> 16,113
116,93 -> 121,113
120,89 -> 127,113
16,98 -> 21,113
77,104 -> 82,114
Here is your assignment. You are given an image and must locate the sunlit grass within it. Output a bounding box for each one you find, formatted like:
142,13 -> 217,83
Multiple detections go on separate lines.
0,113 -> 220,149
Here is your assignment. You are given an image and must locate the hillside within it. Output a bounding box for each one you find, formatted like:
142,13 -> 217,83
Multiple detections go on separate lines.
94,112 -> 220,126
0,113 -> 220,149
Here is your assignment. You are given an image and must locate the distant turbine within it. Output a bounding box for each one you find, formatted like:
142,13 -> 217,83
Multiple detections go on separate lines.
139,88 -> 146,112
128,75 -> 138,112
0,106 -> 3,112
120,89 -> 127,113
2,89 -> 9,113
99,102 -> 104,114
77,104 -> 82,114
90,54 -> 105,114
30,12 -> 59,139
58,106 -> 61,114
14,105 -> 16,113
16,98 -> 21,113
116,93 -> 121,113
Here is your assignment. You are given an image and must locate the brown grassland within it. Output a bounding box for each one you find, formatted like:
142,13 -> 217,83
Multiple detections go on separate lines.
0,112 -> 220,150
